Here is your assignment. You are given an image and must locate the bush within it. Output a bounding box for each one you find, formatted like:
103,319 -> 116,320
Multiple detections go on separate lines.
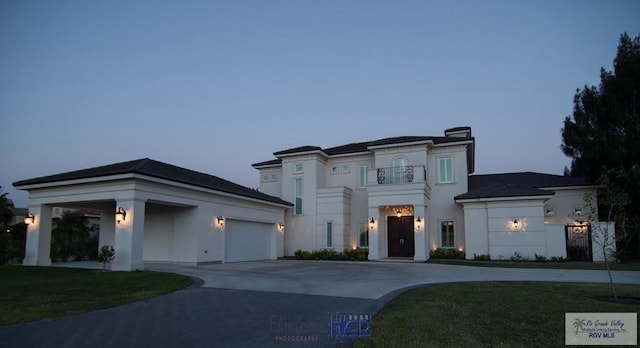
534,253 -> 547,262
430,248 -> 465,259
293,248 -> 369,261
510,251 -> 528,262
550,256 -> 568,262
473,253 -> 491,261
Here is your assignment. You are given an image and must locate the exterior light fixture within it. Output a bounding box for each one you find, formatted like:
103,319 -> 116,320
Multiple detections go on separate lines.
24,213 -> 35,225
513,219 -> 519,229
115,207 -> 126,224
369,217 -> 375,229
279,223 -> 285,231
416,216 -> 422,229
396,209 -> 402,218
217,216 -> 224,224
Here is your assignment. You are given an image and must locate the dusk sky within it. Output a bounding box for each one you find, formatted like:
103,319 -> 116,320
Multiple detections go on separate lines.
1,0 -> 639,208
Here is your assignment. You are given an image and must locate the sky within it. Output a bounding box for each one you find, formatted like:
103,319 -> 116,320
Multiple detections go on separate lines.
1,0 -> 639,208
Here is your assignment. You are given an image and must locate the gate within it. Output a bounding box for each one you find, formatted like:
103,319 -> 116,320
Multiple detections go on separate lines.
565,225 -> 592,261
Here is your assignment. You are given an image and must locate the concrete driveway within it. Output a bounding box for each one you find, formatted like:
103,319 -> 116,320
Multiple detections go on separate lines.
148,260 -> 640,299
1,261 -> 639,348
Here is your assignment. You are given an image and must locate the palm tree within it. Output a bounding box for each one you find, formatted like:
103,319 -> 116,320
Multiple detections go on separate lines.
51,210 -> 92,261
573,318 -> 586,335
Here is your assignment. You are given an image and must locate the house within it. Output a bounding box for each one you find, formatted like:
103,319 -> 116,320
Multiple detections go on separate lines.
14,127 -> 614,270
253,126 -> 614,262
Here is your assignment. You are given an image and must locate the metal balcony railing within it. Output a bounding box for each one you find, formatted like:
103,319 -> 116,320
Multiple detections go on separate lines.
377,166 -> 415,184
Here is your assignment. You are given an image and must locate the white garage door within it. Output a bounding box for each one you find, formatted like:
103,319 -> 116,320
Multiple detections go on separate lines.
224,220 -> 273,262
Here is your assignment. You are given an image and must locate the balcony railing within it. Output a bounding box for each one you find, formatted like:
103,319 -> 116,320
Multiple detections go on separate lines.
377,166 -> 420,184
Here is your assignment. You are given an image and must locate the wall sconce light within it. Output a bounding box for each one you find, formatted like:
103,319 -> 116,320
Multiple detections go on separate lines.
369,217 -> 375,229
416,216 -> 422,229
115,207 -> 126,224
24,213 -> 35,225
513,219 -> 519,229
217,216 -> 224,225
396,209 -> 402,218
279,223 -> 285,231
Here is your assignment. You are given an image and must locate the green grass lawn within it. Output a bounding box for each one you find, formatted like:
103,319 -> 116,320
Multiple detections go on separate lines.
0,266 -> 193,325
354,282 -> 640,348
427,259 -> 640,271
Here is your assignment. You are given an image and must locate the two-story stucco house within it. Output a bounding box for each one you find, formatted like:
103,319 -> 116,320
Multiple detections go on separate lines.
253,126 -> 613,262
14,126 -> 613,271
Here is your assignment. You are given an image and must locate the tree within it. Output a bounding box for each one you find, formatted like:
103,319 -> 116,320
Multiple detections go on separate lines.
51,210 -> 94,261
583,171 -> 630,303
561,32 -> 640,259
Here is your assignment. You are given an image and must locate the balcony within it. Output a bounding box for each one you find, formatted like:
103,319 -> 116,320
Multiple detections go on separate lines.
374,165 -> 427,185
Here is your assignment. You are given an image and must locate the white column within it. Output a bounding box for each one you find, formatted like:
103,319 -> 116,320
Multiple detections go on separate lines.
99,209 -> 115,249
112,199 -> 146,271
23,204 -> 53,266
367,207 -> 380,260
414,205 -> 428,261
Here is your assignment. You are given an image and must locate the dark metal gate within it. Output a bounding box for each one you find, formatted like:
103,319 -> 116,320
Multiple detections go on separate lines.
565,225 -> 592,261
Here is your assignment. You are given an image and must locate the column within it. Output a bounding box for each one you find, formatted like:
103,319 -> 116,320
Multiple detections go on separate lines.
23,204 -> 53,266
99,209 -> 115,249
112,198 -> 146,271
367,207 -> 380,260
414,205 -> 428,261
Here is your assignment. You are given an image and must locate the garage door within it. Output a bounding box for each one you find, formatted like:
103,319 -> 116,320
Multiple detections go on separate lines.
224,220 -> 273,262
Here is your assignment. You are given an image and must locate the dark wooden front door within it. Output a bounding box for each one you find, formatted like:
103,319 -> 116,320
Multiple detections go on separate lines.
387,216 -> 415,257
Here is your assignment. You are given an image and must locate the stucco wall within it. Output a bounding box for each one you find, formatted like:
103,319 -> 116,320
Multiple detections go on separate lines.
144,212 -> 174,262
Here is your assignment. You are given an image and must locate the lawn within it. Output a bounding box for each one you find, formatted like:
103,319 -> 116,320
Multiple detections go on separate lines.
354,282 -> 640,348
427,259 -> 640,271
0,266 -> 193,325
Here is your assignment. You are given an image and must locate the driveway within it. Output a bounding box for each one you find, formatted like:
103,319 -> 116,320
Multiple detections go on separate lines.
1,261 -> 639,348
147,260 -> 640,299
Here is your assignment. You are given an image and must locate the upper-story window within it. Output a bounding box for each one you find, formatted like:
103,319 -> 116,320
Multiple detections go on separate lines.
392,156 -> 408,183
437,156 -> 453,183
359,164 -> 370,188
341,164 -> 350,173
331,166 -> 339,174
294,163 -> 303,174
294,178 -> 303,215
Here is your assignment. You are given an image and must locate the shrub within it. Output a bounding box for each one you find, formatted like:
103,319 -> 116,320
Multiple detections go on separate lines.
510,251 -> 527,262
550,256 -> 568,262
430,248 -> 465,259
473,253 -> 491,261
534,253 -> 547,262
293,248 -> 368,261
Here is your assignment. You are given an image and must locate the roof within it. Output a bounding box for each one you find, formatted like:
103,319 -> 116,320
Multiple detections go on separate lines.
455,172 -> 594,200
468,172 -> 592,191
253,129 -> 475,167
13,158 -> 292,206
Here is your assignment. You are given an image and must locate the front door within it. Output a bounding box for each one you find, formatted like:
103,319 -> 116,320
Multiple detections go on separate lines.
387,216 -> 415,257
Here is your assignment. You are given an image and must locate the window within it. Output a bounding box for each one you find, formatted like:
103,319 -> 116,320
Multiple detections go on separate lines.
573,207 -> 583,216
342,164 -> 350,173
545,206 -> 555,216
294,163 -> 303,174
331,166 -> 339,174
392,157 -> 407,183
438,156 -> 453,183
326,222 -> 333,248
359,222 -> 369,247
294,178 -> 303,215
271,174 -> 277,182
441,221 -> 455,248
359,164 -> 370,188
261,174 -> 269,183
